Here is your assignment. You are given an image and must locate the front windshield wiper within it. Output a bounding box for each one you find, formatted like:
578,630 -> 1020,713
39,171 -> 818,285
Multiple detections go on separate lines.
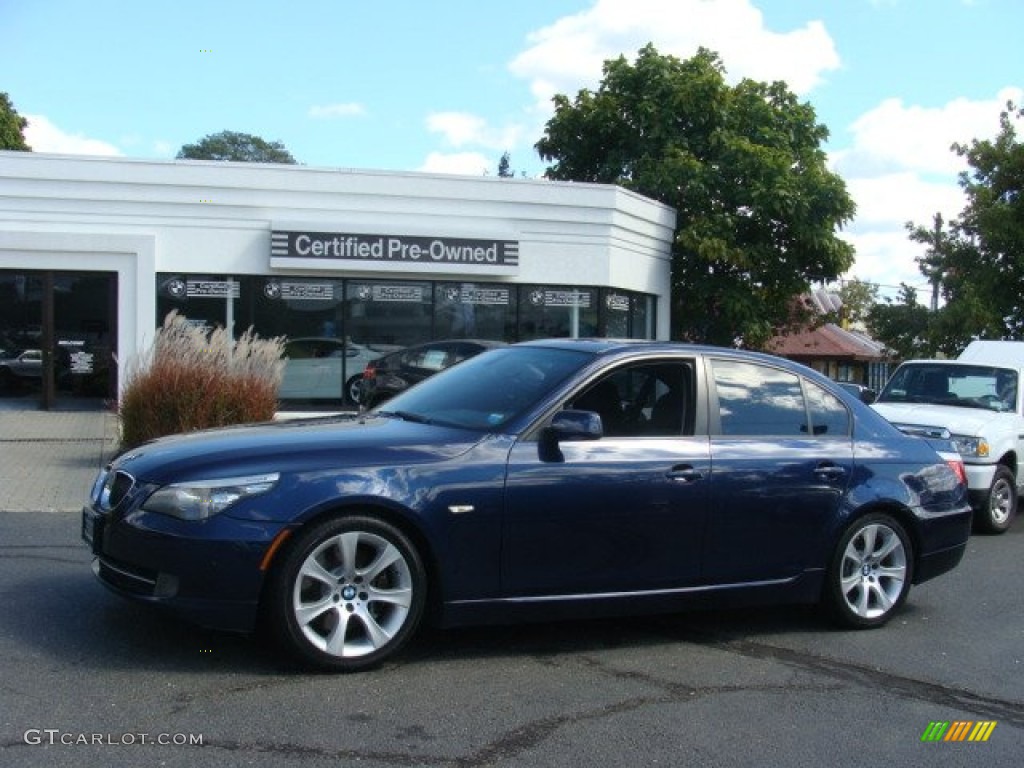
377,410 -> 434,425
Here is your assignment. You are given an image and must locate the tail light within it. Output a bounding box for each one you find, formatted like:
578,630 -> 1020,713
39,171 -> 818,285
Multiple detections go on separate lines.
945,456 -> 968,486
362,361 -> 378,380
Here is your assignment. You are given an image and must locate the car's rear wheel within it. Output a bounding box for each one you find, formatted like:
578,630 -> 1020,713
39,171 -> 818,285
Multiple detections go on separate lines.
266,515 -> 425,672
824,514 -> 912,629
976,465 -> 1016,534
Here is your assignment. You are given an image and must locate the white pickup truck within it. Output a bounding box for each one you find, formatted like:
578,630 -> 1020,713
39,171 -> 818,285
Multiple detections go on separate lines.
872,340 -> 1023,533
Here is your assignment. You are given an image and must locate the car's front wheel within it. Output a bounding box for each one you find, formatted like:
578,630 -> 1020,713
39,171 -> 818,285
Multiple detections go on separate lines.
976,465 -> 1016,534
266,515 -> 426,672
824,514 -> 913,629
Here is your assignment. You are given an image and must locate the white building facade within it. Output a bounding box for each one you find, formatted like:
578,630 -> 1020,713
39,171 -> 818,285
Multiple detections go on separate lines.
0,152 -> 676,406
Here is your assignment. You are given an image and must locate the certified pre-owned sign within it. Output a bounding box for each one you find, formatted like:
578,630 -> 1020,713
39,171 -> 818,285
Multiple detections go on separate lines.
271,230 -> 519,272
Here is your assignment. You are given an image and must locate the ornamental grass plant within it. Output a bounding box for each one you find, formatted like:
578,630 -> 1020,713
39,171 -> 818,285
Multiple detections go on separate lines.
119,311 -> 285,449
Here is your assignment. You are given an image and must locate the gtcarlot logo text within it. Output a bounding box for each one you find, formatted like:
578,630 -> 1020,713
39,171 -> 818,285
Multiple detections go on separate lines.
24,729 -> 203,746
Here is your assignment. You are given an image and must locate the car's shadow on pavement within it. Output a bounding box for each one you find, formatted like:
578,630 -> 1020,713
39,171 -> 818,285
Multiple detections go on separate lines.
5,555 -> 842,677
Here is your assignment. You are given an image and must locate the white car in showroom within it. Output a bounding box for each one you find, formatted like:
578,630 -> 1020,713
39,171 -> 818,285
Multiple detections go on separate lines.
279,338 -> 392,405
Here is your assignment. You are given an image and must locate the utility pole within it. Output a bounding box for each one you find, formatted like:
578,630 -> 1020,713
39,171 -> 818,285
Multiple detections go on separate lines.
926,213 -> 944,312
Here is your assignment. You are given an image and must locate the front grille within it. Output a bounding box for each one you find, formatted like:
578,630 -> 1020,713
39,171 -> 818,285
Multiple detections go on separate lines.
100,470 -> 136,511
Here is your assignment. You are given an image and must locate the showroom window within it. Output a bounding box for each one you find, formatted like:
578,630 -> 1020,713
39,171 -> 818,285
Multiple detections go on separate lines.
518,286 -> 598,340
434,282 -> 513,340
156,274 -> 655,403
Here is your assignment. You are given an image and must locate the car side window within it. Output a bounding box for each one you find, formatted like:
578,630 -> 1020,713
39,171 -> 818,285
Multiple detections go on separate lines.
806,381 -> 851,437
711,359 -> 805,436
569,362 -> 695,437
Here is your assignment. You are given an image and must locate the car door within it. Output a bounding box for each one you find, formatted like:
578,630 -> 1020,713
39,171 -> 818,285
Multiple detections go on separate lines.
701,357 -> 854,583
502,360 -> 711,596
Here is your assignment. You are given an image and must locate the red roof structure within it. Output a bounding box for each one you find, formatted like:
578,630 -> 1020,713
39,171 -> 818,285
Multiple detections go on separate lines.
766,322 -> 886,363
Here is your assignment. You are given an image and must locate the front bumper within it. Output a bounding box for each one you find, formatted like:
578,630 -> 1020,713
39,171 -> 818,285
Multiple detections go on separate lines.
82,504 -> 289,633
963,461 -> 997,493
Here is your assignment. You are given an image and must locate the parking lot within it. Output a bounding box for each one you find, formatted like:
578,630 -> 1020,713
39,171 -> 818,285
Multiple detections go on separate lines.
0,507 -> 1021,767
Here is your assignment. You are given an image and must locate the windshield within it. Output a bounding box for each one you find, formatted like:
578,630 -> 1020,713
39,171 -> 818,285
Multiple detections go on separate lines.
878,363 -> 1018,412
374,345 -> 593,430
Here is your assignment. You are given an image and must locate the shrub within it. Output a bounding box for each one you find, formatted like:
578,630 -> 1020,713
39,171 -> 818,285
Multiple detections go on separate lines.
119,311 -> 285,449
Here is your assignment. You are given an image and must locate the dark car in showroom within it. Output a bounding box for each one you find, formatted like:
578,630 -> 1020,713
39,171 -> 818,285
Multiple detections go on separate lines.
359,338 -> 507,408
82,340 -> 972,672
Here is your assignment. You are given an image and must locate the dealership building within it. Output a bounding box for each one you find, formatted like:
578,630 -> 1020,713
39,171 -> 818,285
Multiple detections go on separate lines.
0,152 -> 676,407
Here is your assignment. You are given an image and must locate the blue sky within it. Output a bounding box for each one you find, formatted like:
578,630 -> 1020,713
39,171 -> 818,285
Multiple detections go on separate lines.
3,0 -> 1021,300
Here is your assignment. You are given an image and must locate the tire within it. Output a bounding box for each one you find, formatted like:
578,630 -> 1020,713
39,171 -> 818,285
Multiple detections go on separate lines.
824,514 -> 913,629
345,375 -> 364,406
265,515 -> 426,672
975,465 -> 1017,534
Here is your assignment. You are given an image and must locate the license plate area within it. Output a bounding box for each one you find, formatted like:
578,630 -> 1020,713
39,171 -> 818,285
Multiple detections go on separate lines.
81,507 -> 104,555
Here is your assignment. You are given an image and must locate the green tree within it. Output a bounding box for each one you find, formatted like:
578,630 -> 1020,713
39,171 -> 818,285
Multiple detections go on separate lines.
948,102 -> 1024,338
906,212 -> 952,312
903,102 -> 1024,346
835,278 -> 879,328
535,45 -> 856,347
177,130 -> 297,163
0,92 -> 31,150
497,151 -> 513,178
866,285 -> 933,361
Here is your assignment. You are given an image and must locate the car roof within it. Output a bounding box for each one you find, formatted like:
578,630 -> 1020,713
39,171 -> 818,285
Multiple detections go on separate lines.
897,358 -> 1019,369
518,337 -> 792,363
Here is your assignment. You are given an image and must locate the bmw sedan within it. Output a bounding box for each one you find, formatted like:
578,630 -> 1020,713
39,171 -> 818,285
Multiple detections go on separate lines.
82,340 -> 972,672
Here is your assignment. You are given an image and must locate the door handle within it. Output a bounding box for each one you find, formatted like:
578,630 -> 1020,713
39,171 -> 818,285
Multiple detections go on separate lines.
814,462 -> 846,479
666,465 -> 704,483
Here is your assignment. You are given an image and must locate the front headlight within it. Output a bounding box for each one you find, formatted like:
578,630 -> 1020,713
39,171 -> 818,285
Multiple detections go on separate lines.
951,435 -> 990,458
141,473 -> 280,520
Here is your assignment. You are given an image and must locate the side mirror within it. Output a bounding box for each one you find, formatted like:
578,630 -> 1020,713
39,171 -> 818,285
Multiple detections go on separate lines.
538,410 -> 603,462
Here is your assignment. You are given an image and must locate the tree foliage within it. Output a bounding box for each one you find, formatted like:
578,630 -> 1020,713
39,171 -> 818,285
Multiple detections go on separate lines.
947,103 -> 1024,338
0,92 -> 31,151
895,102 -> 1024,354
497,151 -> 513,178
535,45 -> 856,347
866,286 -> 933,361
835,278 -> 879,327
177,130 -> 297,163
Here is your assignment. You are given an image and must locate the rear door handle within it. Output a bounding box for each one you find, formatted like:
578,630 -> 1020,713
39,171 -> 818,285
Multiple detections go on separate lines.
666,465 -> 704,483
814,462 -> 846,479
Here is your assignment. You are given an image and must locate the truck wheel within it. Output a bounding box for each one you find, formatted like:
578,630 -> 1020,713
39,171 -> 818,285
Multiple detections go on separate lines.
976,465 -> 1017,534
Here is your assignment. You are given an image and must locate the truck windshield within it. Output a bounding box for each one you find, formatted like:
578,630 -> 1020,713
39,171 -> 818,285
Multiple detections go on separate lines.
877,363 -> 1017,412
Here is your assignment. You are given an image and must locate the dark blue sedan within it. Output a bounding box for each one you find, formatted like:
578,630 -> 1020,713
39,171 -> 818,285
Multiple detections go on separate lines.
82,340 -> 972,671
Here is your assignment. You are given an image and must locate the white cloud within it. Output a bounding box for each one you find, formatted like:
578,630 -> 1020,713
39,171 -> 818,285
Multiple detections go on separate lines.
308,103 -> 366,119
832,87 -> 1022,299
425,112 -> 523,151
417,151 -> 492,176
839,229 -> 933,301
832,86 -> 1023,178
845,173 -> 966,228
23,115 -> 121,156
508,0 -> 840,112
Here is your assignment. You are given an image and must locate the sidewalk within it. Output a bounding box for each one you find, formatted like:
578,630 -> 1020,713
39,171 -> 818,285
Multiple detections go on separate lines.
0,408 -> 120,512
